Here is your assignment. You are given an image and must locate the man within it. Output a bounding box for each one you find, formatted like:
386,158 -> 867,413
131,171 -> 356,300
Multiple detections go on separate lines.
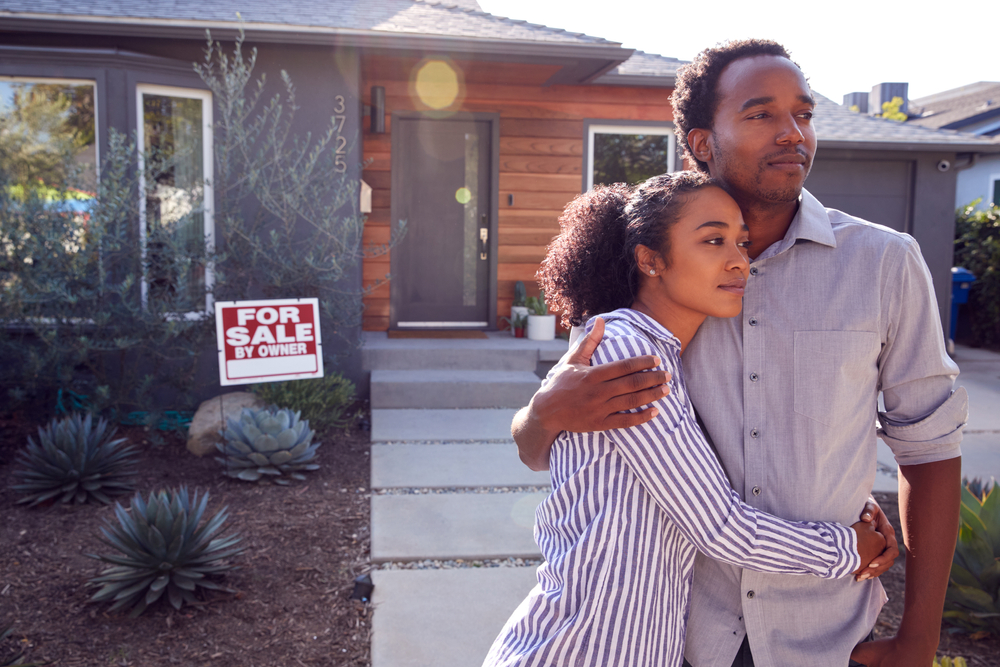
513,40 -> 966,667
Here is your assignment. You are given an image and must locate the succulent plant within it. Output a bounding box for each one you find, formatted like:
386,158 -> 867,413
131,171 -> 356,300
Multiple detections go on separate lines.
944,480 -> 1000,636
88,487 -> 243,617
11,413 -> 137,507
215,406 -> 320,484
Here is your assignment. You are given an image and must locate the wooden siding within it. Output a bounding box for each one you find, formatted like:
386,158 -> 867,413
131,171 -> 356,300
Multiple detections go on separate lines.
360,54 -> 674,330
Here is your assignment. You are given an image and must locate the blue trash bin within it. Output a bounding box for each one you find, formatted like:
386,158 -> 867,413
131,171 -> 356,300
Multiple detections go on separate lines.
950,267 -> 976,341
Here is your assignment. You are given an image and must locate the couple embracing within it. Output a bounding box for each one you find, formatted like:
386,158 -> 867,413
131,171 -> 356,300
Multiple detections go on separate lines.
484,40 -> 966,667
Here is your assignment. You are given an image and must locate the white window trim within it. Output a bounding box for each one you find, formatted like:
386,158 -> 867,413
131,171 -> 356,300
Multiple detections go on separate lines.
0,76 -> 101,177
136,83 -> 214,318
586,124 -> 677,191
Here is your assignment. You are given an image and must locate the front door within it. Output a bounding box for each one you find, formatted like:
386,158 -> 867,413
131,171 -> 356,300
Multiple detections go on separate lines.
390,116 -> 494,328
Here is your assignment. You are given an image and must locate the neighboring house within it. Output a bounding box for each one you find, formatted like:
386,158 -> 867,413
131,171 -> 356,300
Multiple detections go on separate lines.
908,82 -> 1000,209
2,0 -> 996,373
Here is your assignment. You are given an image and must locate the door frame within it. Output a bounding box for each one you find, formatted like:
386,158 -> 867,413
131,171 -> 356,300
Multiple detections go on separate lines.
389,111 -> 500,329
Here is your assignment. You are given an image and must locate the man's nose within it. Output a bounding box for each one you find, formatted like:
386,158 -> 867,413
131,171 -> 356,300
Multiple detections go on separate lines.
776,114 -> 805,144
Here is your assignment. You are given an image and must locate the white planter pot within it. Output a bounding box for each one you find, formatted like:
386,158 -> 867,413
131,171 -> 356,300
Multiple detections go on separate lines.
510,306 -> 529,336
527,314 -> 556,341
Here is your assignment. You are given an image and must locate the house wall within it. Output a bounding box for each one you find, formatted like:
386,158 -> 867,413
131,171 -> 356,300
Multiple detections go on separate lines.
808,148 -> 960,335
359,53 -> 675,331
0,32 -> 368,388
955,154 -> 1000,210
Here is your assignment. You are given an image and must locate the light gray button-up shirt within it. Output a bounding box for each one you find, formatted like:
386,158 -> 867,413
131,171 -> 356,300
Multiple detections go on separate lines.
681,189 -> 967,667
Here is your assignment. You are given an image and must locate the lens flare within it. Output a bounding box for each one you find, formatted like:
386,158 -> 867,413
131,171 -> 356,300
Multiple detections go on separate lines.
455,187 -> 472,204
411,59 -> 462,111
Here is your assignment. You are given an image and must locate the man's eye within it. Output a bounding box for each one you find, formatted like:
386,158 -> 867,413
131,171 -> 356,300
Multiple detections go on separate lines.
799,111 -> 814,120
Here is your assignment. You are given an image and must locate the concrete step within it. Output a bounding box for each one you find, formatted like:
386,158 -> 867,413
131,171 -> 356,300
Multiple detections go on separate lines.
371,443 -> 551,489
370,369 -> 540,409
361,331 -> 568,372
371,491 -> 546,562
371,409 -> 518,442
371,567 -> 537,667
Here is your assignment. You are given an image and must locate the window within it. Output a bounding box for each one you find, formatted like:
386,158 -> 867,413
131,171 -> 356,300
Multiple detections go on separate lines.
991,174 -> 1000,208
136,84 -> 213,314
586,124 -> 678,190
0,77 -> 98,212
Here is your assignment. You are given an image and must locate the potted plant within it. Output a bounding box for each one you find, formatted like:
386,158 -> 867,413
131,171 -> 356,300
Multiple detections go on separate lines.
526,289 -> 556,341
501,312 -> 528,338
510,281 -> 529,337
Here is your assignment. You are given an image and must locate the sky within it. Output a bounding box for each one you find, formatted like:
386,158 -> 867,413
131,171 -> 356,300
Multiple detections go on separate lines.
477,0 -> 998,103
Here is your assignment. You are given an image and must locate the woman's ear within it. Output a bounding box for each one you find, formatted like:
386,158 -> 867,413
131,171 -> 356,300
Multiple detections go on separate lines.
687,128 -> 713,164
635,244 -> 662,278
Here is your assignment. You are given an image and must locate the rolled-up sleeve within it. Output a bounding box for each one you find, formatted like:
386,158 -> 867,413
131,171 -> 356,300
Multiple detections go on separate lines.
877,238 -> 967,465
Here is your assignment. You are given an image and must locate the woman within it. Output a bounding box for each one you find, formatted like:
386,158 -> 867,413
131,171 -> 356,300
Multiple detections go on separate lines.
483,173 -> 886,667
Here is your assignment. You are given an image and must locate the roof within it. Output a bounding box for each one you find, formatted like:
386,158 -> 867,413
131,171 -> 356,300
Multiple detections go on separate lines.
0,0 -> 617,47
812,92 -> 1000,152
908,82 -> 1000,133
593,50 -> 686,87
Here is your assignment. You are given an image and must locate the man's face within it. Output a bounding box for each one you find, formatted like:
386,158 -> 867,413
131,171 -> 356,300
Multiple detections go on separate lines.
697,55 -> 817,206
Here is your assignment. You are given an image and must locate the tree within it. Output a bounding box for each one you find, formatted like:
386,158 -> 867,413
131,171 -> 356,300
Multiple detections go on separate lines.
877,96 -> 908,122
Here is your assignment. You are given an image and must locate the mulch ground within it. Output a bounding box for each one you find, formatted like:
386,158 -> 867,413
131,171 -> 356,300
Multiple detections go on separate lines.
1,411 -> 998,666
0,410 -> 372,667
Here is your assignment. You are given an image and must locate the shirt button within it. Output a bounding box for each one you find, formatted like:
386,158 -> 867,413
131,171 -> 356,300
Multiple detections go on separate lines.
750,428 -> 759,438
747,590 -> 755,599
749,266 -> 759,276
748,317 -> 758,326
749,372 -> 759,382
752,486 -> 761,496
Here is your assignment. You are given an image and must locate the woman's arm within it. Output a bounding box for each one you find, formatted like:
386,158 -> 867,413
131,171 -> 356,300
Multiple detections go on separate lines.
596,333 -> 870,579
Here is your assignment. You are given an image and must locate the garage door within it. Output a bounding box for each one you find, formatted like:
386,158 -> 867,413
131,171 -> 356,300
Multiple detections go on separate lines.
805,159 -> 913,233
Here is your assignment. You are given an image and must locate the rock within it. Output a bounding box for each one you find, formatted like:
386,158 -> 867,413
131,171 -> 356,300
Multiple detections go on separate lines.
187,392 -> 264,457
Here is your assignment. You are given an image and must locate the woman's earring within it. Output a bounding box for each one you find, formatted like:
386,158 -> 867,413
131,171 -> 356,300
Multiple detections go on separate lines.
649,269 -> 656,275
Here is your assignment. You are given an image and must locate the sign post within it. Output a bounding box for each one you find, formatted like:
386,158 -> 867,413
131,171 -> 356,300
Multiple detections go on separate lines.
214,298 -> 324,386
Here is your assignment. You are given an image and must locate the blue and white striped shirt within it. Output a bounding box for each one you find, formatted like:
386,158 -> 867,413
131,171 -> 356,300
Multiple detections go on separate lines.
484,309 -> 861,667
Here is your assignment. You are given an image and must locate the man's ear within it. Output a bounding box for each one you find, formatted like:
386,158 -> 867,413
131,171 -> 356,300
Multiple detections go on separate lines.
687,128 -> 713,163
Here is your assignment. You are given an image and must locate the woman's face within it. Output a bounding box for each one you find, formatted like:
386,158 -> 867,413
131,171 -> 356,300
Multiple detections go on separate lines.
655,186 -> 750,320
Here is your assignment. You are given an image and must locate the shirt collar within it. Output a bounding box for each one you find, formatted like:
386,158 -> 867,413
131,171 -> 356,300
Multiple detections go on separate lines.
587,308 -> 682,355
784,188 -> 837,249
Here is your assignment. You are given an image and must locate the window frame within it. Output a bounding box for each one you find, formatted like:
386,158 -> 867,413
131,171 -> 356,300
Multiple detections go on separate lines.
990,173 -> 1000,208
135,83 -> 215,318
583,120 -> 679,191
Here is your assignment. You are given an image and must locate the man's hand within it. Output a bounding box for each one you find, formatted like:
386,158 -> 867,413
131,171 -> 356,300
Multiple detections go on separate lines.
855,497 -> 900,581
513,317 -> 671,471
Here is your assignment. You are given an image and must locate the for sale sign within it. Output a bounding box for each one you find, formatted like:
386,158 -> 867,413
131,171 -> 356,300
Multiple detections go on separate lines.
215,298 -> 324,386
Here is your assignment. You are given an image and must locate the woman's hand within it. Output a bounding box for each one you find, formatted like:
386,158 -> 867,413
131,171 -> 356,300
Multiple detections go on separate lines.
853,497 -> 900,581
851,520 -> 888,578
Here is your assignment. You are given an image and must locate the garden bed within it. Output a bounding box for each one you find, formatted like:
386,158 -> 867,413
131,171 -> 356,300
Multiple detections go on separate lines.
1,413 -> 997,666
1,412 -> 372,667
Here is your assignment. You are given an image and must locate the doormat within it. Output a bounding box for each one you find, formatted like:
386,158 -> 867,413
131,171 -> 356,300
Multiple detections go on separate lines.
387,330 -> 489,339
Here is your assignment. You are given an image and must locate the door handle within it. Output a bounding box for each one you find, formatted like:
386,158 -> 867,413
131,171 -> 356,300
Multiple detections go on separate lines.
479,214 -> 488,260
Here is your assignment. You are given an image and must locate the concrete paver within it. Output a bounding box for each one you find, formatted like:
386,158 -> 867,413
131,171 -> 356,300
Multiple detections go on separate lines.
371,369 -> 540,409
371,491 -> 546,562
371,567 -> 538,667
371,443 -> 551,489
371,408 -> 518,442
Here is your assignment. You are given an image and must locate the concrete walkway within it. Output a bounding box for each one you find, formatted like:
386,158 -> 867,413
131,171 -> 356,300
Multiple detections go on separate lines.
369,341 -> 1000,667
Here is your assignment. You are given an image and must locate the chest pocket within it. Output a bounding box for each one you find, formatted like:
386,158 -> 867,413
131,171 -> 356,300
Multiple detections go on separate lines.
793,331 -> 881,427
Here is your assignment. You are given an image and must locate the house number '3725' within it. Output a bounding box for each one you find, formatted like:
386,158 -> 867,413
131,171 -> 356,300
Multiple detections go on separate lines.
334,95 -> 347,173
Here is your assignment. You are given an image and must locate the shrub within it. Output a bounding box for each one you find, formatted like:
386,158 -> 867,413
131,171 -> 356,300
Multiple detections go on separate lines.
216,406 -> 320,483
943,479 -> 1000,636
954,201 -> 1000,349
88,487 -> 243,617
249,372 -> 357,432
11,412 -> 137,506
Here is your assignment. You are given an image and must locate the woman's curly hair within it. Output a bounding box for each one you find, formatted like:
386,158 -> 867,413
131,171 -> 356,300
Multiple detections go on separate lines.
538,171 -> 716,328
671,39 -> 798,173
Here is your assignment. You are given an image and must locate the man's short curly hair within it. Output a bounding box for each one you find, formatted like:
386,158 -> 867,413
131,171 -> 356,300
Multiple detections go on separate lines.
538,171 -> 716,328
672,39 -> 799,173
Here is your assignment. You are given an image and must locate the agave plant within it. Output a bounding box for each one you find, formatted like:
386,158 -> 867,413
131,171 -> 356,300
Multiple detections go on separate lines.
12,413 -> 137,506
215,406 -> 320,484
944,480 -> 1000,636
88,487 -> 243,617
0,624 -> 42,667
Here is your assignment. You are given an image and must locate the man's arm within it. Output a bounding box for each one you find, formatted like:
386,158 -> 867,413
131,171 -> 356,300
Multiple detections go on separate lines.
513,317 -> 671,471
850,457 -> 961,667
